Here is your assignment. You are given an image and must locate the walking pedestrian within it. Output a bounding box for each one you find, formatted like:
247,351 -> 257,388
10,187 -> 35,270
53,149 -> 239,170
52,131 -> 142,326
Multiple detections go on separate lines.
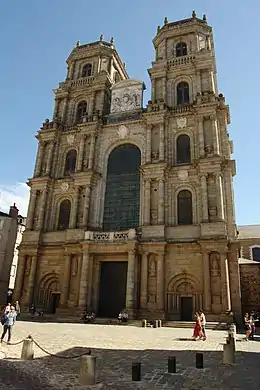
0,306 -> 17,344
14,301 -> 21,319
198,310 -> 206,340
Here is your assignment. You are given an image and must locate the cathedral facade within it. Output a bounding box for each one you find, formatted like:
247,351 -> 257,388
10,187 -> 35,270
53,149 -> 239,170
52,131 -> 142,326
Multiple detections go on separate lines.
13,12 -> 242,321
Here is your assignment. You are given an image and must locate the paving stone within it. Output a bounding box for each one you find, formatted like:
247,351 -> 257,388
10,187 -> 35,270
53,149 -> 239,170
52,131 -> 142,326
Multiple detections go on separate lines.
0,322 -> 259,388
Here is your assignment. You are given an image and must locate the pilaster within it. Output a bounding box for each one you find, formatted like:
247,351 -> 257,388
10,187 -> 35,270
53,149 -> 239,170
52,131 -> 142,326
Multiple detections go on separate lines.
126,250 -> 136,312
159,123 -> 165,161
83,185 -> 91,228
144,179 -> 151,225
158,179 -> 165,224
198,118 -> 205,157
140,252 -> 148,309
34,142 -> 45,177
211,115 -> 220,155
146,125 -> 152,163
88,134 -> 96,169
26,190 -> 37,230
37,187 -> 48,230
215,173 -> 225,220
12,254 -> 26,302
200,174 -> 208,222
25,256 -> 38,306
156,252 -> 165,311
60,254 -> 71,307
78,251 -> 89,309
202,251 -> 211,312
76,136 -> 85,172
70,186 -> 79,228
46,142 -> 55,175
220,252 -> 231,312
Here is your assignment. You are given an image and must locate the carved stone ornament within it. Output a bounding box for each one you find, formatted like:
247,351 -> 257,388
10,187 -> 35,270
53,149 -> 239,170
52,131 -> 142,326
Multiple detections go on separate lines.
110,79 -> 144,114
67,134 -> 75,145
117,125 -> 129,139
61,182 -> 69,192
178,170 -> 188,181
176,117 -> 187,129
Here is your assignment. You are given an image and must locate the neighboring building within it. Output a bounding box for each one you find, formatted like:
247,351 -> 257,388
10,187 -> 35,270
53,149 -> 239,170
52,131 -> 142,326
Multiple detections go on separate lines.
237,225 -> 260,314
0,204 -> 19,303
13,12 -> 242,321
8,215 -> 26,291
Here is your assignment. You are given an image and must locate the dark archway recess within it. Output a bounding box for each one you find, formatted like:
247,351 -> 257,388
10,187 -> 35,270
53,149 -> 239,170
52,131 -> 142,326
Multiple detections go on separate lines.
103,144 -> 141,231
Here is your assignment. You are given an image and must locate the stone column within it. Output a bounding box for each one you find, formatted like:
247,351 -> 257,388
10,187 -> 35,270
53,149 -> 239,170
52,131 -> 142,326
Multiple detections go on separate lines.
78,251 -> 89,308
151,81 -> 156,103
12,255 -> 26,301
198,118 -> 205,157
88,134 -> 96,169
220,253 -> 231,312
215,173 -> 225,220
60,254 -> 71,307
143,179 -> 151,225
202,252 -> 211,312
196,70 -> 201,94
83,185 -> 91,228
76,136 -> 85,172
62,97 -> 69,122
87,254 -> 94,308
92,261 -> 100,312
34,142 -> 45,177
140,253 -> 148,309
99,90 -> 105,114
211,116 -> 220,155
126,250 -> 136,312
70,187 -> 79,229
228,244 -> 242,321
146,125 -> 152,163
223,169 -> 236,225
26,256 -> 38,306
89,92 -> 96,116
158,179 -> 165,224
159,123 -> 165,161
26,190 -> 37,230
200,175 -> 209,222
156,253 -> 165,311
37,188 -> 48,230
46,142 -> 55,175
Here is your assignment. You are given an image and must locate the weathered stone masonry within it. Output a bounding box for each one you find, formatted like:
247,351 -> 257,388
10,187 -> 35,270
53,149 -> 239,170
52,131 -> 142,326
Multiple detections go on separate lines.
13,12 -> 242,321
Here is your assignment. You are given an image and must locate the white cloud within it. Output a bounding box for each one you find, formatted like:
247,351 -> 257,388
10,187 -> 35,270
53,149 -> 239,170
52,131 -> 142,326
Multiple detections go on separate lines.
0,182 -> 30,217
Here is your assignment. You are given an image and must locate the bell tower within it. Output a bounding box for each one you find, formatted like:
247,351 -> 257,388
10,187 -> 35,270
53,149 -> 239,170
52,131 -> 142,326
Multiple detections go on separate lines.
147,11 -> 236,239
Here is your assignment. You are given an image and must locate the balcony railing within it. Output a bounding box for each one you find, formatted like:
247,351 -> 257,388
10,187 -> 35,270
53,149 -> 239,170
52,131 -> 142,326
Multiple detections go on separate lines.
167,55 -> 196,67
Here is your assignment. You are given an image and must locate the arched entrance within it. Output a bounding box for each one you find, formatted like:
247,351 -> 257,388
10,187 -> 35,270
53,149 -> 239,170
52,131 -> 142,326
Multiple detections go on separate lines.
103,143 -> 141,231
36,273 -> 61,314
166,273 -> 202,321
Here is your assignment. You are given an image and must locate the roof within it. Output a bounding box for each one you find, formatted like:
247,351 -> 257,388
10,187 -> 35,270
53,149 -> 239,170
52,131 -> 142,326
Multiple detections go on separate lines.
0,211 -> 11,218
239,257 -> 260,265
237,225 -> 260,239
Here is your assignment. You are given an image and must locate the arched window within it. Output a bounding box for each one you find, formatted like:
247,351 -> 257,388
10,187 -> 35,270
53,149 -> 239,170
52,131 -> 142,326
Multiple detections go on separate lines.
177,82 -> 189,105
58,200 -> 71,230
176,135 -> 191,164
76,101 -> 87,123
103,144 -> 141,231
176,42 -> 187,57
252,247 -> 260,261
177,190 -> 193,225
64,150 -> 77,175
82,63 -> 92,77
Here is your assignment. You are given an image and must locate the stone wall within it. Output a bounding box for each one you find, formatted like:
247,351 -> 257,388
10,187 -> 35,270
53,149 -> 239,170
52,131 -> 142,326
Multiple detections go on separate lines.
240,263 -> 260,314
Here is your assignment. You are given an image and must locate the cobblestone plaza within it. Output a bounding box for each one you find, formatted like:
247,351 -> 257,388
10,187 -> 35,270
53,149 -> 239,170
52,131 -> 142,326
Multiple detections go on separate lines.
0,322 -> 260,389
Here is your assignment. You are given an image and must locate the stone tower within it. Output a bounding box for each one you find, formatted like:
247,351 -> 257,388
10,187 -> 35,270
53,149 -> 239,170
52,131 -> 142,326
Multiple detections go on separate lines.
14,12 -> 241,322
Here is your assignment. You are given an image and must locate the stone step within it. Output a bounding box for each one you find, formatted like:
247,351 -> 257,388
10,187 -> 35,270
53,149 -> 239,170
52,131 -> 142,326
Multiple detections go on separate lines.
18,313 -> 229,329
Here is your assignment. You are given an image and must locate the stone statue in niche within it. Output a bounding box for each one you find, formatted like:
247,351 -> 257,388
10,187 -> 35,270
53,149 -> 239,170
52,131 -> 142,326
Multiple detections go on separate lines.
24,256 -> 32,276
149,256 -> 157,277
210,251 -> 220,277
72,255 -> 78,276
151,151 -> 159,161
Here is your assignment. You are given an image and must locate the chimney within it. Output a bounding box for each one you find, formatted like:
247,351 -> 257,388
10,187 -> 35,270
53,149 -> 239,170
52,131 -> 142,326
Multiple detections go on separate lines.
9,203 -> 19,219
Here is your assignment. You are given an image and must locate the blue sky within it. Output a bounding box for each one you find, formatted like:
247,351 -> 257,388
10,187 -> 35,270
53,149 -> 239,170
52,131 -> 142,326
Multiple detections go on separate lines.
0,0 -> 259,224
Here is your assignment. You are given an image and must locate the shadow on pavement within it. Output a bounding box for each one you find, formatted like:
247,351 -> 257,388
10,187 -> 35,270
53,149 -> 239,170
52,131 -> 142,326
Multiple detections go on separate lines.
0,344 -> 260,389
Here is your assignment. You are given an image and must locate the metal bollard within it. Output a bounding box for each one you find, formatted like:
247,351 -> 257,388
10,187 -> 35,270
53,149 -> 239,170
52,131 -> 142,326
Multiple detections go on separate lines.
132,362 -> 141,381
196,352 -> 203,369
168,356 -> 176,373
79,355 -> 97,385
141,319 -> 147,328
21,336 -> 34,360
